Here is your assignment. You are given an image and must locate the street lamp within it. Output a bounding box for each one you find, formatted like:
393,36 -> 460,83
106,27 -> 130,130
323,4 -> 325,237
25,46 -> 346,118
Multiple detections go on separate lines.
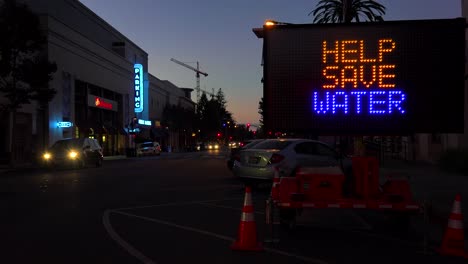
264,19 -> 294,26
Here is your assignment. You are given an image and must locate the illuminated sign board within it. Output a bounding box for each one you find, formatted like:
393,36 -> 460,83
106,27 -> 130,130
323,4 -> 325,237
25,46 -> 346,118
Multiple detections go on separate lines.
57,121 -> 73,128
134,64 -> 144,113
262,18 -> 465,134
88,96 -> 117,112
138,119 -> 152,126
126,128 -> 140,133
95,97 -> 112,110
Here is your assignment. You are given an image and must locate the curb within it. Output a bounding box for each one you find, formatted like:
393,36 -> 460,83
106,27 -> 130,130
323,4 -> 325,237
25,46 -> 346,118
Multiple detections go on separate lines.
103,155 -> 128,161
0,166 -> 37,175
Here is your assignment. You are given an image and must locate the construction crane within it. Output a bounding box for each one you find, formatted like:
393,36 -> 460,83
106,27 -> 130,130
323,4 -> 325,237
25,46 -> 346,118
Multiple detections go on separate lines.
170,58 -> 213,102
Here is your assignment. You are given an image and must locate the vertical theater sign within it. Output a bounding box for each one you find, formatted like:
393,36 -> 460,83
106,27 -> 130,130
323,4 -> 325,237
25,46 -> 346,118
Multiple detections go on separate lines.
134,64 -> 144,113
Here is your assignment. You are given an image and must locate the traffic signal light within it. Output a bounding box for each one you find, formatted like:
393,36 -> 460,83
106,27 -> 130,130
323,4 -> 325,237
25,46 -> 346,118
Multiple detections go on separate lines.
217,132 -> 222,137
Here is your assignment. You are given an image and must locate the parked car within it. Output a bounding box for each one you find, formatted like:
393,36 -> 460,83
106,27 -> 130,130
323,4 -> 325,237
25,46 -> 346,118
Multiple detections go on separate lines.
41,138 -> 103,168
136,141 -> 161,156
232,138 -> 352,182
227,139 -> 265,171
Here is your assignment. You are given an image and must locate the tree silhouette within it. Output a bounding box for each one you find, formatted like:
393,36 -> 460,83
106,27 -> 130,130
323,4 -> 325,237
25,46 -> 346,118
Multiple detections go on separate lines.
194,88 -> 233,141
0,0 -> 57,165
309,0 -> 385,23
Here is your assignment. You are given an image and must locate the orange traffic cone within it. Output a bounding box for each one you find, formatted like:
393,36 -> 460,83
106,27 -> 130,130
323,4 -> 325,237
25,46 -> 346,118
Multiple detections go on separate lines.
270,167 -> 280,200
437,194 -> 467,258
231,186 -> 263,251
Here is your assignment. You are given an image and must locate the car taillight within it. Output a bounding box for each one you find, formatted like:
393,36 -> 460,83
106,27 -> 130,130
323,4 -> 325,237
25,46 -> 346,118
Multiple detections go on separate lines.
269,153 -> 284,164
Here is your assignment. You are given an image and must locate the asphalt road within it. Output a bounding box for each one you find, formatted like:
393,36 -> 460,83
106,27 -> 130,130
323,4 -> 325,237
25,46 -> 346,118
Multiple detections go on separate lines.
1,150 -> 466,263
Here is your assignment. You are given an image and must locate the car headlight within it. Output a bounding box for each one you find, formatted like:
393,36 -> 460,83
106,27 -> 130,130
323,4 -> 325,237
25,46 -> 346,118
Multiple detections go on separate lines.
215,144 -> 219,149
208,145 -> 213,149
68,150 -> 79,159
43,153 -> 51,160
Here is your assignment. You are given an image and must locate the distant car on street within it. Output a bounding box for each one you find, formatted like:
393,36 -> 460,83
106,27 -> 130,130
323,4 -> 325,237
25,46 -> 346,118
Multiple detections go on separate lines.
41,138 -> 103,168
207,142 -> 220,150
136,142 -> 161,156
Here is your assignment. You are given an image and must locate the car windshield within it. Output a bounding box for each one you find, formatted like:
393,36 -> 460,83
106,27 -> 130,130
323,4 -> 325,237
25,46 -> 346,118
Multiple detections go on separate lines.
50,139 -> 82,151
242,140 -> 263,149
251,140 -> 292,150
141,143 -> 154,148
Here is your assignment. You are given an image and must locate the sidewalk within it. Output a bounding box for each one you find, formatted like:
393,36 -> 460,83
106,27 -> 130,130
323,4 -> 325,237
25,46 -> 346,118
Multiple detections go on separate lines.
379,159 -> 468,245
0,155 -> 129,174
0,163 -> 36,175
380,159 -> 468,216
103,155 -> 127,161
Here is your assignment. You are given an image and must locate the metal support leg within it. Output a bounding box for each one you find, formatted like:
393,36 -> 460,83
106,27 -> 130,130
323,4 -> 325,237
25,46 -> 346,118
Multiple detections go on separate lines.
272,202 -> 281,243
264,198 -> 273,243
419,199 -> 434,255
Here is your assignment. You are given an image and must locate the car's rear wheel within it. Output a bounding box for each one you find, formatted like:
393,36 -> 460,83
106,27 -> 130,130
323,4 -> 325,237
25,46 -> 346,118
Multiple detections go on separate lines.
280,209 -> 297,230
75,159 -> 85,169
96,157 -> 102,167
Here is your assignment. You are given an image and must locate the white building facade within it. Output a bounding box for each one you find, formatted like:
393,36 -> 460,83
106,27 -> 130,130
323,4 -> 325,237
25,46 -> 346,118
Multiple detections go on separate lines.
0,0 -> 194,164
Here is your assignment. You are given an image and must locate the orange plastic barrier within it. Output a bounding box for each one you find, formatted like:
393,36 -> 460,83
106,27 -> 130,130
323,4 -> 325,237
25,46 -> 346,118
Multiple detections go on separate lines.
352,156 -> 380,199
297,173 -> 345,200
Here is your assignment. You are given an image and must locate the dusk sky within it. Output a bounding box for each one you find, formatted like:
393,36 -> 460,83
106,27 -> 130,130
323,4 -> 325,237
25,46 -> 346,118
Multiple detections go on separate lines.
78,0 -> 461,126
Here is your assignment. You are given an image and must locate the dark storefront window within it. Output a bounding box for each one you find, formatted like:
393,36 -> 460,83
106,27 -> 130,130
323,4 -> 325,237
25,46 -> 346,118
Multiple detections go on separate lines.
75,80 -> 88,136
89,83 -> 101,96
74,79 -> 124,156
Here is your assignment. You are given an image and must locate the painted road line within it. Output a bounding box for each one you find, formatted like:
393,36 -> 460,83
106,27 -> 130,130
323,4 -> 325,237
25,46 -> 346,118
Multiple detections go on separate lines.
155,184 -> 243,192
111,197 -> 243,211
112,210 -> 329,264
195,202 -> 265,215
349,211 -> 373,231
103,210 -> 155,264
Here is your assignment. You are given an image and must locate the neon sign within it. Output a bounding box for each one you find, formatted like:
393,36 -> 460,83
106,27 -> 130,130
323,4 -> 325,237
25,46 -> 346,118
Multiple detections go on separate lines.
262,18 -> 465,134
57,121 -> 73,128
134,64 -> 144,113
126,128 -> 140,133
138,119 -> 152,126
95,97 -> 113,110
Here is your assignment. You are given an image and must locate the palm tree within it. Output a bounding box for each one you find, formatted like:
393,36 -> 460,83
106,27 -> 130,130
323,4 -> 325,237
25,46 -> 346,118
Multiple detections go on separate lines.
309,0 -> 385,23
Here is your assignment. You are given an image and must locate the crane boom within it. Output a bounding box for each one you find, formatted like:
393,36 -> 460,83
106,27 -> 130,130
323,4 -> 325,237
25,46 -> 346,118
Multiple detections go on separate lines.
170,58 -> 208,77
170,58 -> 209,102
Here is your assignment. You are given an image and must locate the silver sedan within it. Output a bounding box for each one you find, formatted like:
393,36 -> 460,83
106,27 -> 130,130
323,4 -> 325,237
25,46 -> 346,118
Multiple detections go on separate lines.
232,138 -> 351,181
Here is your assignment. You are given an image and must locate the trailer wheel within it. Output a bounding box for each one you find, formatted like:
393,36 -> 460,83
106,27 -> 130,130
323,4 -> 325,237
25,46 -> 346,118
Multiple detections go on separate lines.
386,212 -> 411,233
280,209 -> 296,230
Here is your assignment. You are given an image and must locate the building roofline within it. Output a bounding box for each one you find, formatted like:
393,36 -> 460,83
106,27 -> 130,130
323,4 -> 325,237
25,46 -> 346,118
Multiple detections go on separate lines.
70,0 -> 148,55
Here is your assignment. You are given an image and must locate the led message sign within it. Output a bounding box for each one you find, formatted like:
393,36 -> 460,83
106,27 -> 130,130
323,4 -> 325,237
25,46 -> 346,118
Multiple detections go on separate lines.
262,18 -> 465,134
134,64 -> 144,113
